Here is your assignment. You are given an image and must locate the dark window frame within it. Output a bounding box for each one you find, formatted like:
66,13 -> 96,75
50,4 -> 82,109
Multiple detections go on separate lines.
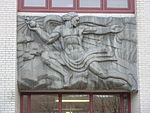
20,92 -> 131,113
18,0 -> 135,13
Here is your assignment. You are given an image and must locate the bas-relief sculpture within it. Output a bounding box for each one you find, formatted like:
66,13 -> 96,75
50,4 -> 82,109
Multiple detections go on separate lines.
17,12 -> 137,91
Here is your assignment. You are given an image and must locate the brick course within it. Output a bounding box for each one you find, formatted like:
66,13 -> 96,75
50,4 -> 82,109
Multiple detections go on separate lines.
137,0 -> 150,113
0,0 -> 17,113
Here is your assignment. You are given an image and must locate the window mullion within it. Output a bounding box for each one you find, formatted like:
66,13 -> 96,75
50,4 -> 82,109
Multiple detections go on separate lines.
74,0 -> 77,10
27,95 -> 31,113
58,94 -> 62,113
128,94 -> 131,113
90,94 -> 93,113
49,0 -> 52,8
20,95 -> 24,113
102,0 -> 106,10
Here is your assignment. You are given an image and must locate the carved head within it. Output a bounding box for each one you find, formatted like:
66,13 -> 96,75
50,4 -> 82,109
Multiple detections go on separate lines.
71,16 -> 80,27
62,12 -> 79,27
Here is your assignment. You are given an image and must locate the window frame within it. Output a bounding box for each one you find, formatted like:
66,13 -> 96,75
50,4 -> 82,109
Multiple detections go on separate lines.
20,92 -> 131,113
18,0 -> 135,13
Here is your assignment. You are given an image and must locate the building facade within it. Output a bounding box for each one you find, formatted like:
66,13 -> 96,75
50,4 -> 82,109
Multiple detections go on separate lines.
0,0 -> 150,113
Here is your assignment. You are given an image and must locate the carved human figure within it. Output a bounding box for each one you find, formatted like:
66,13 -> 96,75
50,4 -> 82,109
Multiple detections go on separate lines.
27,13 -> 134,87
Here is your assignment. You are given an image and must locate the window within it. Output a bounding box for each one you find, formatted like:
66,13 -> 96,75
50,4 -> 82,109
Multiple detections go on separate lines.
18,0 -> 135,13
20,92 -> 131,113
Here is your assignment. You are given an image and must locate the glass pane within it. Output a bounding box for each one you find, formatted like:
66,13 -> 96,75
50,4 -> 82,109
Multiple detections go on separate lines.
24,0 -> 46,7
23,96 -> 28,113
80,0 -> 101,8
62,95 -> 90,113
107,0 -> 128,8
52,0 -> 73,7
31,95 -> 58,113
93,95 -> 120,113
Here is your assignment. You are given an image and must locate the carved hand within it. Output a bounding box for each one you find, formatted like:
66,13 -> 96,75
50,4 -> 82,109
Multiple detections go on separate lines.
111,25 -> 124,33
28,20 -> 40,31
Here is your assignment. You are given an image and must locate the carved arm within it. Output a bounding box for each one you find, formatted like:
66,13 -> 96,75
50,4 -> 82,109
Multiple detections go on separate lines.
36,28 -> 60,44
28,20 -> 60,44
82,25 -> 123,35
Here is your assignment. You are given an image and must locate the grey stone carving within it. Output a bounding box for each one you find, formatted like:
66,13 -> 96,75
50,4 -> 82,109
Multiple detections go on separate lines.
17,12 -> 137,91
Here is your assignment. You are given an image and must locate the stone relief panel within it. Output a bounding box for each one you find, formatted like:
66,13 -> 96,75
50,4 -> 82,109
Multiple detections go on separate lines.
17,12 -> 137,91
